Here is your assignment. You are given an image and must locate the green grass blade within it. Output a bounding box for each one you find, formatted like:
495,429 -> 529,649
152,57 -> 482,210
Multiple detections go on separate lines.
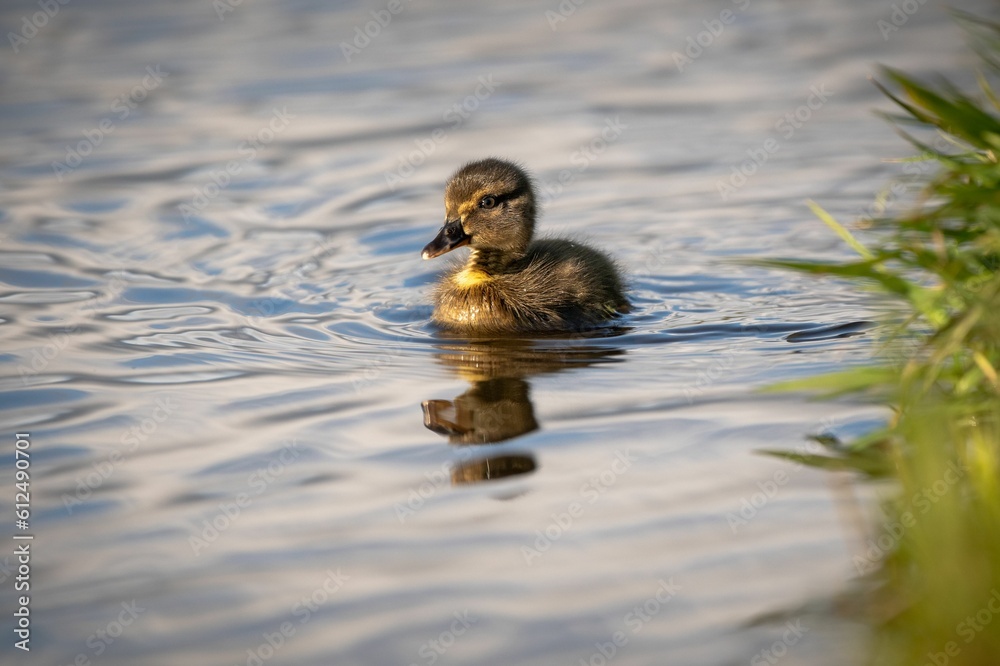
808,201 -> 874,259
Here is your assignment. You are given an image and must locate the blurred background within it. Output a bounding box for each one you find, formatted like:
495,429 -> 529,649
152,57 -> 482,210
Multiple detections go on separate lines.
0,0 -> 996,664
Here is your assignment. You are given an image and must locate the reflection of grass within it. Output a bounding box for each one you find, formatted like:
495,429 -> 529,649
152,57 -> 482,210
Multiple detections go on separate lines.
761,12 -> 1000,665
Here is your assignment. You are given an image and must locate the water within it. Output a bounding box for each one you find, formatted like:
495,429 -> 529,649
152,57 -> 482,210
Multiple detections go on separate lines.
1,0 -> 994,664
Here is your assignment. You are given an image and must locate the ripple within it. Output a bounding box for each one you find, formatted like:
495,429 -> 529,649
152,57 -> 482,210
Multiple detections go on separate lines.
785,320 -> 877,342
117,370 -> 246,384
0,387 -> 87,410
0,290 -> 97,303
106,305 -> 216,321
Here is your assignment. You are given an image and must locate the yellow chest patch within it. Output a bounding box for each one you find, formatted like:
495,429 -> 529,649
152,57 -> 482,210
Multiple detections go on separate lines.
454,267 -> 491,288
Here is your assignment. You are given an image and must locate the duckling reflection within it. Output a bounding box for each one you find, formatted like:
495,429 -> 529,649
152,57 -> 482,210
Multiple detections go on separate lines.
423,376 -> 538,445
421,337 -> 626,485
450,453 -> 537,485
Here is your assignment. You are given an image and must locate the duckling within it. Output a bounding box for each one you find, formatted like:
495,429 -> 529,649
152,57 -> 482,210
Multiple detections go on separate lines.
421,158 -> 630,334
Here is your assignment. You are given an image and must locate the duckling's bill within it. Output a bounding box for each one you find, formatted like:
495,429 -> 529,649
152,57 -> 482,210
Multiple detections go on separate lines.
422,219 -> 470,260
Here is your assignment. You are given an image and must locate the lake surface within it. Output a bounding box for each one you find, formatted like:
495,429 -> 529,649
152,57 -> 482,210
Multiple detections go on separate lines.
1,0 -> 994,664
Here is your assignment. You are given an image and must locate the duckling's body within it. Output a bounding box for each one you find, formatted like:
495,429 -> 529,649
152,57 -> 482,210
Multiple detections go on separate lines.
434,238 -> 627,333
422,158 -> 629,334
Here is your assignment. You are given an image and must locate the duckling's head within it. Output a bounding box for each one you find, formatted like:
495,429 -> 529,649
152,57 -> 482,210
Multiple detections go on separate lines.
422,158 -> 536,261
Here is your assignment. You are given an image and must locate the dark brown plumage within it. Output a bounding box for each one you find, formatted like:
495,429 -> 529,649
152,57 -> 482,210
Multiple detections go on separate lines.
421,158 -> 630,334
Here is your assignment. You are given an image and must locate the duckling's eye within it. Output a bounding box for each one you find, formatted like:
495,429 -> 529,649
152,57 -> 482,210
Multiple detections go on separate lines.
479,196 -> 497,209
